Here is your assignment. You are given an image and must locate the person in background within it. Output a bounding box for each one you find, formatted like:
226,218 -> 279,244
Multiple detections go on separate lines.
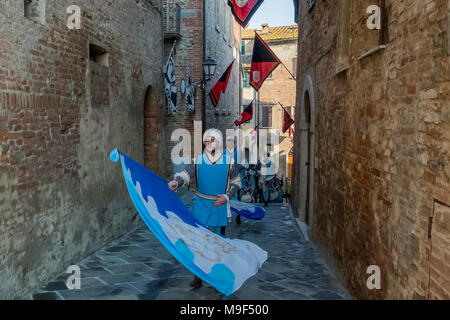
259,152 -> 273,207
225,136 -> 246,225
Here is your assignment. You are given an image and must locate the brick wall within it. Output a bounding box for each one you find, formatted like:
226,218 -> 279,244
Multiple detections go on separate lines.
0,0 -> 164,298
162,0 -> 204,178
258,38 -> 297,179
292,0 -> 450,299
241,30 -> 297,177
162,0 -> 241,177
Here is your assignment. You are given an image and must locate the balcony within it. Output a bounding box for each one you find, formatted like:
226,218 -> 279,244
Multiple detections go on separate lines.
164,2 -> 182,41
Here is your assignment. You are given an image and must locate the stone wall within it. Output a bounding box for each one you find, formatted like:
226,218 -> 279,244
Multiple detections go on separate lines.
292,0 -> 450,299
0,0 -> 164,298
204,0 -> 241,136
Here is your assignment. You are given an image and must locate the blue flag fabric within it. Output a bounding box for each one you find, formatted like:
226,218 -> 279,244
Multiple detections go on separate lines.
110,149 -> 267,296
230,200 -> 266,220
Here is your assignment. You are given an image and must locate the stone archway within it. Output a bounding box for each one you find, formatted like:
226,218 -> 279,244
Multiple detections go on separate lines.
144,85 -> 159,172
299,74 -> 316,227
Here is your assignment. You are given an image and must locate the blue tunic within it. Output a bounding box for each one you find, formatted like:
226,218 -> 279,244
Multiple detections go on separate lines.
192,154 -> 230,227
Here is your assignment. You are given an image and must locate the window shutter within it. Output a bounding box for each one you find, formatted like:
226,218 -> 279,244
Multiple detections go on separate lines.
260,105 -> 273,128
244,72 -> 250,88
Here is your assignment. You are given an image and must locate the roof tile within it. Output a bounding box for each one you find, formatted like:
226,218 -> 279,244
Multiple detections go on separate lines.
242,25 -> 298,41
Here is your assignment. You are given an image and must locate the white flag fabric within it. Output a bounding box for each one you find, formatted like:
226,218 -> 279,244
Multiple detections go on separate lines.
110,149 -> 267,296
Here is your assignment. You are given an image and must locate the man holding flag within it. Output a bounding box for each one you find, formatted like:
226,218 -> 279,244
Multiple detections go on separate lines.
168,129 -> 242,289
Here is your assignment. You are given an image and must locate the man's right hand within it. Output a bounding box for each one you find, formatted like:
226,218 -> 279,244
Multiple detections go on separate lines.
168,181 -> 178,191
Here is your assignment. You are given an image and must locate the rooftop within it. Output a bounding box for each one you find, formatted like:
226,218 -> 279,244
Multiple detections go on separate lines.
242,24 -> 298,41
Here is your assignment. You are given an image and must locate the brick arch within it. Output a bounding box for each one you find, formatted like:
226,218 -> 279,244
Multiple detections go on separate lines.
144,85 -> 159,172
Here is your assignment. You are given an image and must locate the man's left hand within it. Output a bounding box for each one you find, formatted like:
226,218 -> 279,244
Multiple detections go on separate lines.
213,195 -> 227,207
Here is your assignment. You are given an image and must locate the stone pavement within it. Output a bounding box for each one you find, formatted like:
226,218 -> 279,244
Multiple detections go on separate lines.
27,191 -> 352,300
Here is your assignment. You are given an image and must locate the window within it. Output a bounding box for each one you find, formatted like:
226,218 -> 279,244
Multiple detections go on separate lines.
379,0 -> 389,45
244,71 -> 250,88
245,40 -> 254,55
336,0 -> 350,72
260,105 -> 273,128
24,0 -> 45,24
286,106 -> 294,117
357,0 -> 388,61
89,43 -> 109,67
241,40 -> 246,55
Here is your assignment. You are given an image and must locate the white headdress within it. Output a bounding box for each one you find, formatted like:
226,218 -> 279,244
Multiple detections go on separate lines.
203,128 -> 223,147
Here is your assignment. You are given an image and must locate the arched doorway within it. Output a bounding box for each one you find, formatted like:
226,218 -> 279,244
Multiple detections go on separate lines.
299,74 -> 315,227
144,85 -> 159,172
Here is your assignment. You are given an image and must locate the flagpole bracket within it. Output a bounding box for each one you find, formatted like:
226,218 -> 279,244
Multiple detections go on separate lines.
194,80 -> 207,90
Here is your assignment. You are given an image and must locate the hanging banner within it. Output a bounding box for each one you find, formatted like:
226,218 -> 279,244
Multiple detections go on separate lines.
164,41 -> 177,114
228,0 -> 264,28
282,108 -> 295,133
209,60 -> 235,108
250,32 -> 281,91
186,67 -> 195,112
235,101 -> 254,126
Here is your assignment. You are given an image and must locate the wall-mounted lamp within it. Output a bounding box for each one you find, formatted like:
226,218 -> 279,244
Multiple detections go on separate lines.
195,57 -> 217,89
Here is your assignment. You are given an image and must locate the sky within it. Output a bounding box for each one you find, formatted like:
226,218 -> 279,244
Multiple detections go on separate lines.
247,0 -> 296,29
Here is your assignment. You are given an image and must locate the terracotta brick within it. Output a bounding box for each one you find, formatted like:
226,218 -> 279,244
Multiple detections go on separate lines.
291,0 -> 450,300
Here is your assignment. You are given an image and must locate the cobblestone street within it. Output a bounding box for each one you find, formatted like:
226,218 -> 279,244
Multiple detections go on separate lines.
28,191 -> 351,300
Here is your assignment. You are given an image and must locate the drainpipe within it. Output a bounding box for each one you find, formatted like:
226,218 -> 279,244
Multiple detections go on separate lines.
202,0 -> 206,136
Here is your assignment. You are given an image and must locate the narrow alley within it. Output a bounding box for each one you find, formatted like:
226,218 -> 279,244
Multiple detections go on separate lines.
28,191 -> 350,300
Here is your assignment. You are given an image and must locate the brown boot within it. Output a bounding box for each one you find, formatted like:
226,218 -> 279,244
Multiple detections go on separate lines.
190,276 -> 202,289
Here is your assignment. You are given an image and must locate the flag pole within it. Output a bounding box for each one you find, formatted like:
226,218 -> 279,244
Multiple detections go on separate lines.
275,99 -> 295,133
274,99 -> 288,112
279,62 -> 296,81
257,90 -> 260,157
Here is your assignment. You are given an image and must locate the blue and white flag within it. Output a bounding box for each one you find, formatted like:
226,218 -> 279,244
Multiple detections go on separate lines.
186,67 -> 195,112
164,41 -> 177,114
110,149 -> 267,296
230,200 -> 266,220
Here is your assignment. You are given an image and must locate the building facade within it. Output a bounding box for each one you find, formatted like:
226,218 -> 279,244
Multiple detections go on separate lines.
241,24 -> 298,180
0,0 -> 164,298
162,0 -> 204,177
204,0 -> 242,135
292,0 -> 450,299
162,0 -> 241,177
